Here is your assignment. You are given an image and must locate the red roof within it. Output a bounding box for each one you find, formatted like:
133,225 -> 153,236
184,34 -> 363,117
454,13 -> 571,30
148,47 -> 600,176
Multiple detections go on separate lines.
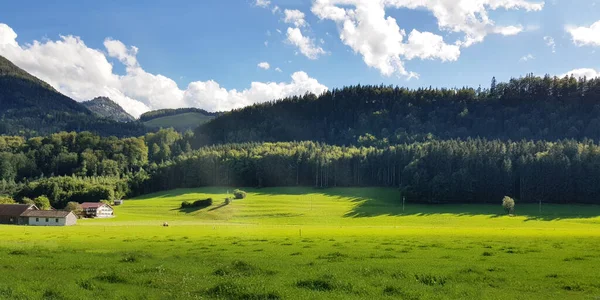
80,202 -> 109,209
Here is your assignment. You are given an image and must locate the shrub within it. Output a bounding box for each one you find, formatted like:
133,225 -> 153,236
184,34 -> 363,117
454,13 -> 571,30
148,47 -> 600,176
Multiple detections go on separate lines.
0,196 -> 15,204
225,198 -> 232,205
33,195 -> 51,210
233,189 -> 247,199
65,202 -> 83,217
181,198 -> 212,209
502,196 -> 515,215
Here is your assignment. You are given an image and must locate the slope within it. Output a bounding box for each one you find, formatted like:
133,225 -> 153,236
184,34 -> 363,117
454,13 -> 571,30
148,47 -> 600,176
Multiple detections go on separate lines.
0,55 -> 147,137
141,108 -> 217,131
82,97 -> 135,122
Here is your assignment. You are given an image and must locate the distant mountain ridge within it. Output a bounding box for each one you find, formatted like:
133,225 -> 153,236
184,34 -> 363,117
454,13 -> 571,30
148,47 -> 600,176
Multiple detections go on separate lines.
82,97 -> 135,122
0,55 -> 147,137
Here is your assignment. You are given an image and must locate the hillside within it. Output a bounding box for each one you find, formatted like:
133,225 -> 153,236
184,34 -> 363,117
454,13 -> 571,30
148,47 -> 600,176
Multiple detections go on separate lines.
82,97 -> 135,122
195,75 -> 600,146
141,108 -> 218,131
0,55 -> 147,137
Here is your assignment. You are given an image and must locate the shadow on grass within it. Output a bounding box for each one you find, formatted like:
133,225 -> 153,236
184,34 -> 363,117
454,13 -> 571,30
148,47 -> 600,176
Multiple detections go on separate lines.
139,186 -> 600,221
170,206 -> 210,214
208,203 -> 229,211
252,187 -> 600,221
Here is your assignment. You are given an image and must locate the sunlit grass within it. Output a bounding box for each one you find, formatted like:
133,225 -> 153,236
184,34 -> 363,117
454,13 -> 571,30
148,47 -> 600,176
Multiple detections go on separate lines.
1,187 -> 599,299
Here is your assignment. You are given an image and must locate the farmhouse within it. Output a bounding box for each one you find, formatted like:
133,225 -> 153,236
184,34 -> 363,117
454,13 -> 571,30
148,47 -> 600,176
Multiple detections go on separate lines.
0,204 -> 76,226
20,210 -> 77,226
81,202 -> 114,218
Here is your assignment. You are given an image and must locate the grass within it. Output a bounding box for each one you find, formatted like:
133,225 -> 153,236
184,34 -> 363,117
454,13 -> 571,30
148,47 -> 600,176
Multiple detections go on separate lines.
143,112 -> 214,131
1,187 -> 600,299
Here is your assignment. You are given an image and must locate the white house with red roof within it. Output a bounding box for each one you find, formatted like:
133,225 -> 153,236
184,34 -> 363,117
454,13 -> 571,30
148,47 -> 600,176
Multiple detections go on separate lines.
80,202 -> 114,218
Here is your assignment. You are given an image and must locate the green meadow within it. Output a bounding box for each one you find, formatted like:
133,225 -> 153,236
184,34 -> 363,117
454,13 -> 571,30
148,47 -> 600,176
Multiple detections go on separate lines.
1,188 -> 600,299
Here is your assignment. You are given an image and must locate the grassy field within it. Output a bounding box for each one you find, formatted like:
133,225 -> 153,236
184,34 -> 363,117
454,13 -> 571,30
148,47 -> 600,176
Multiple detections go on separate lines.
1,188 -> 600,299
143,112 -> 215,131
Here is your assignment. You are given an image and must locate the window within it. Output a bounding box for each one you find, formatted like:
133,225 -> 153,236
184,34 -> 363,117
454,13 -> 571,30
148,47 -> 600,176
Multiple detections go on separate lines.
55,218 -> 59,223
36,218 -> 39,222
45,218 -> 49,222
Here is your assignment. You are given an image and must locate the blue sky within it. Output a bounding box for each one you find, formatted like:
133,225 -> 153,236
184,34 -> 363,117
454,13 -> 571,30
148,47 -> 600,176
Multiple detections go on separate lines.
1,0 -> 599,116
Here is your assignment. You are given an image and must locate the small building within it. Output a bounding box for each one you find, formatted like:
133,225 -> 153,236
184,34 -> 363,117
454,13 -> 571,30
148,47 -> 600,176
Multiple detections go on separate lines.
0,204 -> 38,225
20,210 -> 77,226
113,199 -> 124,206
80,202 -> 114,218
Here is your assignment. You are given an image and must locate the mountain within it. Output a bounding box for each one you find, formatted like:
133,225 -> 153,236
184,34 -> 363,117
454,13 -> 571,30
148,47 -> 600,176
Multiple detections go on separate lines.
0,55 -> 147,137
194,75 -> 600,146
82,97 -> 135,122
140,108 -> 219,132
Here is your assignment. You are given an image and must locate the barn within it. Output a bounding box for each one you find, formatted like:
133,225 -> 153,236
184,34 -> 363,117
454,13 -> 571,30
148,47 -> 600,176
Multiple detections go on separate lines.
0,204 -> 38,225
20,210 -> 77,226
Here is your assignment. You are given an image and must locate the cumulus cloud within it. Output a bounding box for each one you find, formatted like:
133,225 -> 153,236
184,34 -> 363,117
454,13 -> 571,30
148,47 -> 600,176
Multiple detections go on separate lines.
255,0 -> 270,8
283,9 -> 307,27
544,36 -> 556,53
258,62 -> 271,70
567,20 -> 600,47
520,54 -> 535,62
286,27 -> 327,59
311,0 -> 543,77
275,67 -> 282,72
0,23 -> 328,117
561,68 -> 600,79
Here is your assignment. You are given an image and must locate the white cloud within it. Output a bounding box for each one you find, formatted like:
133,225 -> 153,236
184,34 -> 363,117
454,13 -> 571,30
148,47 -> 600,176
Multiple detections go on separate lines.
0,23 -> 328,117
567,20 -> 600,47
183,71 -> 328,112
283,9 -> 307,27
258,62 -> 271,70
311,0 -> 543,77
519,54 -> 535,62
275,67 -> 282,72
286,27 -> 327,59
255,0 -> 270,8
561,68 -> 600,79
544,36 -> 556,53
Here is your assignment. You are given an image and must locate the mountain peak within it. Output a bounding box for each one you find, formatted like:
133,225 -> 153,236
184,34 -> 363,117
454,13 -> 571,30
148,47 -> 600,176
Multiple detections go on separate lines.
82,97 -> 135,122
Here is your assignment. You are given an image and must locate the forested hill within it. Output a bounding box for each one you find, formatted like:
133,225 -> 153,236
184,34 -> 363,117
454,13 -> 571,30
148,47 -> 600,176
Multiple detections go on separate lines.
82,97 -> 135,122
195,75 -> 600,146
0,55 -> 147,137
140,108 -> 219,132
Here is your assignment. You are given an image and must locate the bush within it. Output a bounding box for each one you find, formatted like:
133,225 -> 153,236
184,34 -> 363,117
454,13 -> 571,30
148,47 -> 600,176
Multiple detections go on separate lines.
233,189 -> 247,199
502,196 -> 515,215
225,198 -> 232,205
34,195 -> 51,210
65,202 -> 83,216
0,196 -> 15,204
181,198 -> 212,209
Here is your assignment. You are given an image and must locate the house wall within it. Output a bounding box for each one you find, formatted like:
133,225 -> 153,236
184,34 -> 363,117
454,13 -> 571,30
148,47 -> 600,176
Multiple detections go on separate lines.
0,216 -> 19,225
28,216 -> 67,226
95,205 -> 114,218
64,213 -> 77,226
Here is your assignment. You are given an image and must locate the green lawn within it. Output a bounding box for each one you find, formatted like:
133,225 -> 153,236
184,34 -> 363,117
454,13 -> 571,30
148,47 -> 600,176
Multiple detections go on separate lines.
1,187 -> 600,299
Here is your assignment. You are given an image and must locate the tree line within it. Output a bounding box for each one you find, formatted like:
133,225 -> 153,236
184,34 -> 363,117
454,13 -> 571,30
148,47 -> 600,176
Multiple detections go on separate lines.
195,74 -> 600,147
136,140 -> 600,205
